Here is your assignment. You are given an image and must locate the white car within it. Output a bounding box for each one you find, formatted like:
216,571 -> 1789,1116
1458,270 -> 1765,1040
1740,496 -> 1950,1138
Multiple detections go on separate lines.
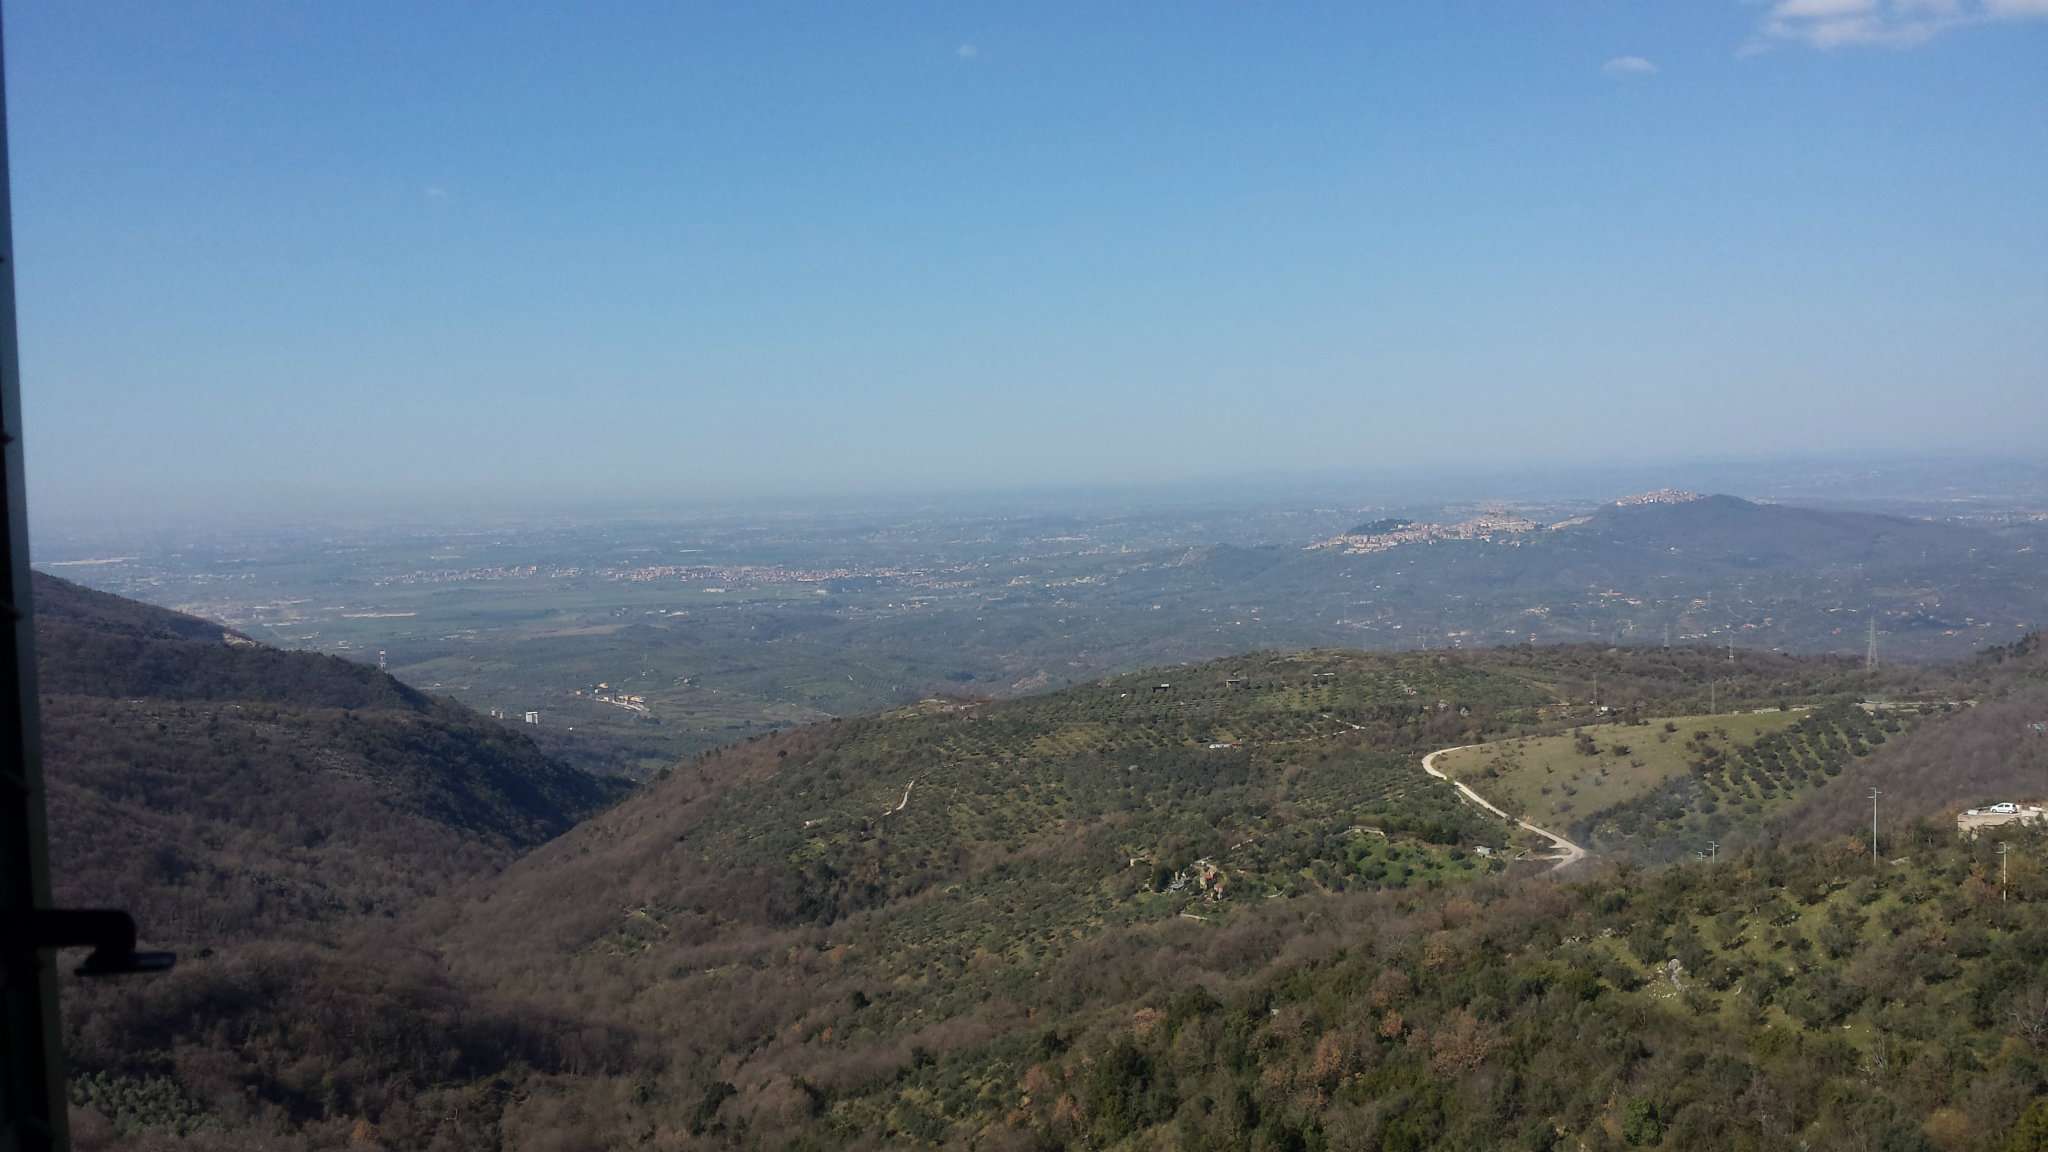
1988,802 -> 2019,814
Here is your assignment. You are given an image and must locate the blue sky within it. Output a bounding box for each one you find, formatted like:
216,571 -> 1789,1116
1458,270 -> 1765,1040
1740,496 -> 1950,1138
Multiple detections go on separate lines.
6,2 -> 2045,523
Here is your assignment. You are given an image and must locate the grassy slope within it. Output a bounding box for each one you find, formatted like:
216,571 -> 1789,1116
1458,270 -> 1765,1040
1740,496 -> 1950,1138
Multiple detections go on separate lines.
1434,710 -> 1804,833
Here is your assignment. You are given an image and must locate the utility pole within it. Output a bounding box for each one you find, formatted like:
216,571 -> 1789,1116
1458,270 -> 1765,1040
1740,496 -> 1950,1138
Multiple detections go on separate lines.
0,25 -> 70,1148
1708,840 -> 1718,863
1710,680 -> 1717,715
1866,616 -> 1878,672
1869,788 -> 1882,869
1999,842 -> 2012,903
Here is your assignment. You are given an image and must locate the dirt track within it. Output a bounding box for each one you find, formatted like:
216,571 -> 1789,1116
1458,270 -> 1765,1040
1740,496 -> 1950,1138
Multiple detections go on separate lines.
1421,744 -> 1588,872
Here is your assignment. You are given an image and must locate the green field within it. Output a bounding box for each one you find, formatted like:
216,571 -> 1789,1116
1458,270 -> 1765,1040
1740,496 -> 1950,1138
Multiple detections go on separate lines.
1433,710 -> 1806,833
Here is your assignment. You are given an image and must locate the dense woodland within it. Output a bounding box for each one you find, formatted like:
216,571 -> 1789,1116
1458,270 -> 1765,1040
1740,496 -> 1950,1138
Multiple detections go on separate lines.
35,575 -> 2048,1150
36,574 -> 431,710
29,573 -> 628,1151
34,572 -> 625,945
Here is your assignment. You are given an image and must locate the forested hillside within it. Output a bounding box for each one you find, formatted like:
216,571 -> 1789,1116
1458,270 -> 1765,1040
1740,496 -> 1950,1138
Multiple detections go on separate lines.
36,573 -> 428,708
407,653 -> 2039,1150
31,575 -> 633,1149
42,595 -> 2048,1151
941,829 -> 2048,1152
377,645 -> 2037,1151
1779,636 -> 2048,844
35,571 -> 625,942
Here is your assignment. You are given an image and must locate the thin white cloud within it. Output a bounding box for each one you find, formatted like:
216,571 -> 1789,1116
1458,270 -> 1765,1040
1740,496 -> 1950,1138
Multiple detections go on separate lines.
424,185 -> 449,201
1748,0 -> 2048,48
955,43 -> 978,59
1775,0 -> 1878,17
1602,55 -> 1659,74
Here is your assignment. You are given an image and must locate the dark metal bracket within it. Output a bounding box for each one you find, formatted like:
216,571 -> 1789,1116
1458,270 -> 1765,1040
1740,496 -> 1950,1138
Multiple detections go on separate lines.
5,909 -> 175,976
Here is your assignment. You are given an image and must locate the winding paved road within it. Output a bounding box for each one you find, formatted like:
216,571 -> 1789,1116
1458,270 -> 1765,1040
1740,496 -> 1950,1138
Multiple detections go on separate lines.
1421,744 -> 1587,872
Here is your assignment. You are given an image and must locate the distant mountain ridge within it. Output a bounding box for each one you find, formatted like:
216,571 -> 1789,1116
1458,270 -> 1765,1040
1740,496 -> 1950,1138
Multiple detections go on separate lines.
1264,492 -> 2040,657
1568,493 -> 1981,567
1318,492 -> 1974,561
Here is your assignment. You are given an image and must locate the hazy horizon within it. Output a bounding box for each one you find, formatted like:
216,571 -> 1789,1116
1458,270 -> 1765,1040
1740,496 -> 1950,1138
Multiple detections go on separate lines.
9,4 -> 2045,526
26,451 -> 2048,550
